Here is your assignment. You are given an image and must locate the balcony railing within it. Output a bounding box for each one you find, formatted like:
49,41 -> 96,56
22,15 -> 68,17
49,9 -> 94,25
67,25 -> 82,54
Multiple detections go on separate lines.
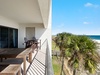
45,39 -> 54,75
26,39 -> 54,75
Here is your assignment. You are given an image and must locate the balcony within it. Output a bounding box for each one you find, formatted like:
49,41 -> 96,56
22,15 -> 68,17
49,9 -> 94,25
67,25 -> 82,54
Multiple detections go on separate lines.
0,39 -> 54,75
0,0 -> 52,74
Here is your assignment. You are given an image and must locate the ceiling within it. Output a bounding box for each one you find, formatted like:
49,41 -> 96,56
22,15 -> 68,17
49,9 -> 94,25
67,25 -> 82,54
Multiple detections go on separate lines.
0,0 -> 50,27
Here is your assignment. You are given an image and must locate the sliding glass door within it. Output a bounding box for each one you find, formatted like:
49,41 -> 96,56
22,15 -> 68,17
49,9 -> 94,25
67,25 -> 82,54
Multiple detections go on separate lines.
0,26 -> 18,48
0,27 -> 8,48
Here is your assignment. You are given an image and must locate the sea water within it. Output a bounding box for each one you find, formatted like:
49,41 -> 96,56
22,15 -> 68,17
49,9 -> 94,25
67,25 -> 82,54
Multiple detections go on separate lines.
86,35 -> 100,40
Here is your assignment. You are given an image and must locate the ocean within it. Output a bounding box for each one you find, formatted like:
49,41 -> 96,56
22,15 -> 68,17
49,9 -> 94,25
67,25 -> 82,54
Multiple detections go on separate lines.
86,35 -> 100,40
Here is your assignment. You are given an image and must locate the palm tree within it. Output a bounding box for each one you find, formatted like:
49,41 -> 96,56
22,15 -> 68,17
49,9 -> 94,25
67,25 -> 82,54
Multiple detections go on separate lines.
54,32 -> 100,75
54,32 -> 72,75
65,35 -> 100,75
54,32 -> 71,59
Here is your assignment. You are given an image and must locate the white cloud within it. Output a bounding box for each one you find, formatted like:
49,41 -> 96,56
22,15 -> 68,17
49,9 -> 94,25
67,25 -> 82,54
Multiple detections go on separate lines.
83,22 -> 90,24
84,3 -> 93,7
84,2 -> 99,8
57,23 -> 65,28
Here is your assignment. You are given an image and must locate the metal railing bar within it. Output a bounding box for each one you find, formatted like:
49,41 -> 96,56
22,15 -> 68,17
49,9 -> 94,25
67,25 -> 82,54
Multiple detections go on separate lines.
35,58 -> 46,67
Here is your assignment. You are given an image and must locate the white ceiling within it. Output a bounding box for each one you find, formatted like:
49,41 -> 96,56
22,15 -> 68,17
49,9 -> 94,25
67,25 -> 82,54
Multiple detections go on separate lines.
0,0 -> 43,24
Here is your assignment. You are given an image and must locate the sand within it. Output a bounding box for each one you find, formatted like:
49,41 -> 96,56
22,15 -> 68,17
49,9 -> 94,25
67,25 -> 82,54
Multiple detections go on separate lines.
93,40 -> 100,43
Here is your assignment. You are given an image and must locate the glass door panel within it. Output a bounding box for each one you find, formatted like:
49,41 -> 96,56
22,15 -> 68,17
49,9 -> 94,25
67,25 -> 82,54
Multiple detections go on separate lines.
0,26 -> 18,48
0,27 -> 8,48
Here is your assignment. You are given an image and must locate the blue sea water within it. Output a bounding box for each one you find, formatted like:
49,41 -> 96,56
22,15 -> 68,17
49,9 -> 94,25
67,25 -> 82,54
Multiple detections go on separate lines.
86,35 -> 100,40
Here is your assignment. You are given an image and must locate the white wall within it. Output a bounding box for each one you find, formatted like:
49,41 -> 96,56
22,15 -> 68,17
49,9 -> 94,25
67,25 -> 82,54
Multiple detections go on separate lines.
18,1 -> 52,55
18,23 -> 44,48
26,27 -> 35,40
18,25 -> 26,48
35,27 -> 51,49
18,23 -> 51,50
47,1 -> 52,56
35,0 -> 52,55
0,15 -> 51,50
0,0 -> 51,51
0,15 -> 19,28
0,15 -> 51,49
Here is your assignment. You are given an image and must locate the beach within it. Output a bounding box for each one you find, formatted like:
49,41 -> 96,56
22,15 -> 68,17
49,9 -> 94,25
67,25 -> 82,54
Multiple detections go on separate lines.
93,39 -> 100,55
93,39 -> 100,44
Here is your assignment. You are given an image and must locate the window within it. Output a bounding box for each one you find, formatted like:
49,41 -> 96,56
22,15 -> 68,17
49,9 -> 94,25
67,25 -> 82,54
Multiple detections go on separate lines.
0,26 -> 18,48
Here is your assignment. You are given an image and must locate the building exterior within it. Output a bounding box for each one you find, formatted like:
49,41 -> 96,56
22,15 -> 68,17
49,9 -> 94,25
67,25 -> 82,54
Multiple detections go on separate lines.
0,0 -> 53,75
0,0 -> 51,52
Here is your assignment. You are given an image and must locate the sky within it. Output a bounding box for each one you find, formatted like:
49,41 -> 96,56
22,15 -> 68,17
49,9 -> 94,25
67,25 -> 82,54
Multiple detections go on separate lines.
52,0 -> 100,35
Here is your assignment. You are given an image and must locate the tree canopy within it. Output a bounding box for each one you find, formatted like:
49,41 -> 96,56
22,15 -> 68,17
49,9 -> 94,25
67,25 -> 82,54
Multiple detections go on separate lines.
54,32 -> 100,75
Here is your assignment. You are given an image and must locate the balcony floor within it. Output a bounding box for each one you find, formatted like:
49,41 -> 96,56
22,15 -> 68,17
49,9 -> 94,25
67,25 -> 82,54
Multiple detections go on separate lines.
24,48 -> 46,75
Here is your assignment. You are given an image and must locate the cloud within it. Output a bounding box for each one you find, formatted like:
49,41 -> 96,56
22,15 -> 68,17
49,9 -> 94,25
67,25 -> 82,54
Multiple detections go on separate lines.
84,2 -> 99,8
57,23 -> 65,28
83,22 -> 90,24
84,3 -> 93,7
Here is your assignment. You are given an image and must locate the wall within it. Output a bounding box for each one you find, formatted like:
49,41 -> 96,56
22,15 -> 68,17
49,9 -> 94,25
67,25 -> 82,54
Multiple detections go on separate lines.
35,27 -> 51,50
46,1 -> 52,56
0,4 -> 51,52
18,1 -> 52,54
26,27 -> 35,40
18,23 -> 44,48
36,1 -> 52,55
18,22 -> 51,50
0,15 -> 51,49
18,25 -> 26,48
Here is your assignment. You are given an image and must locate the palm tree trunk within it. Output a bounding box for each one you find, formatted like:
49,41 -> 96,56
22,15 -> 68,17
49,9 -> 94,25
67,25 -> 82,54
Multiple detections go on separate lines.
60,47 -> 62,61
73,69 -> 76,75
60,54 -> 64,75
60,52 -> 62,61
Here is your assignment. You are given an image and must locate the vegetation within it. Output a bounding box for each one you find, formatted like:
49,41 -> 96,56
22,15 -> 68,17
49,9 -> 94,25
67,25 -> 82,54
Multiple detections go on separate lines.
67,35 -> 100,75
52,56 -> 61,75
53,32 -> 100,75
52,40 -> 59,50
